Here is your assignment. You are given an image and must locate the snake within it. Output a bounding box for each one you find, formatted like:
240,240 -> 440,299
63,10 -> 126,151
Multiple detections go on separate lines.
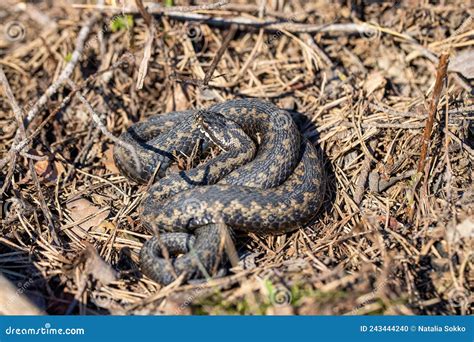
113,99 -> 325,285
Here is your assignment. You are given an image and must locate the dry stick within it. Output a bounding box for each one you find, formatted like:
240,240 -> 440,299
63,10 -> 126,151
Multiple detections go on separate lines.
353,140 -> 377,204
0,54 -> 134,195
135,0 -> 152,25
149,7 -> 469,92
135,0 -> 155,90
79,2 -> 395,36
0,67 -> 60,245
101,5 -> 396,36
172,24 -> 238,87
66,79 -> 142,174
24,13 -> 101,126
75,1 -> 230,13
0,64 -> 23,195
165,1 -> 233,12
369,170 -> 418,193
0,68 -> 26,137
0,155 -> 17,194
148,0 -> 230,12
408,54 -> 449,221
203,24 -> 238,86
301,33 -> 334,68
409,43 -> 471,93
224,2 -> 309,20
164,15 -> 409,40
0,11 -> 100,172
417,54 -> 449,173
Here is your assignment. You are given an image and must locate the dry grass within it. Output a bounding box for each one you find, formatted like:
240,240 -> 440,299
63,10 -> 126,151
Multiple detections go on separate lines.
0,0 -> 472,315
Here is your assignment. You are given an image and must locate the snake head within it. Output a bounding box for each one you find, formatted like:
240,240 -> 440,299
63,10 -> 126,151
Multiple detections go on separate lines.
194,110 -> 241,152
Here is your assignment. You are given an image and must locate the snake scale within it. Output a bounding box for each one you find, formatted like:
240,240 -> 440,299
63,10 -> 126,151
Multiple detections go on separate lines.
113,99 -> 325,285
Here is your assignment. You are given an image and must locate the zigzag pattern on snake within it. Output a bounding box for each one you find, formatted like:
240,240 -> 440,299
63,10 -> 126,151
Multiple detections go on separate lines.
113,99 -> 325,285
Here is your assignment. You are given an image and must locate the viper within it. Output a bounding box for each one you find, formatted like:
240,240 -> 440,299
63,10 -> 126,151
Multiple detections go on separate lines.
113,99 -> 325,285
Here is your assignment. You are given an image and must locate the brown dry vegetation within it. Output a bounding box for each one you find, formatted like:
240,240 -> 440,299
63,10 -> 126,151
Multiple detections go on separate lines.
0,0 -> 472,315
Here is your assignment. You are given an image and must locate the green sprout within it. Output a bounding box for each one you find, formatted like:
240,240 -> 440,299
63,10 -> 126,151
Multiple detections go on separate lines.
110,15 -> 134,33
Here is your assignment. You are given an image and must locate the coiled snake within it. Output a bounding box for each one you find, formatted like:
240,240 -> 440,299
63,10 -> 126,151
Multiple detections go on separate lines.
113,99 -> 325,284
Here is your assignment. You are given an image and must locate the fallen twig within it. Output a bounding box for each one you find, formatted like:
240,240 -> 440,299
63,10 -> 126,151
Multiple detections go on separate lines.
0,53 -> 134,177
24,13 -> 101,125
73,1 -> 230,13
354,140 -> 377,204
135,0 -> 154,90
172,23 -> 237,88
417,54 -> 449,173
0,6 -> 101,190
67,79 -> 142,174
203,24 -> 238,86
76,4 -> 400,36
407,54 -> 449,221
0,66 -> 60,244
369,170 -> 418,193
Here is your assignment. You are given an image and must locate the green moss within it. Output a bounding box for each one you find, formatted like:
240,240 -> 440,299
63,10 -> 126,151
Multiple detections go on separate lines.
189,282 -> 360,315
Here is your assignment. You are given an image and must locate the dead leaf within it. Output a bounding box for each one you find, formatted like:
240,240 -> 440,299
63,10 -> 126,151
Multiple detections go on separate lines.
449,50 -> 474,79
82,244 -> 118,285
19,156 -> 64,185
34,159 -> 59,183
54,161 -> 65,175
103,146 -> 120,174
364,71 -> 386,97
66,198 -> 110,234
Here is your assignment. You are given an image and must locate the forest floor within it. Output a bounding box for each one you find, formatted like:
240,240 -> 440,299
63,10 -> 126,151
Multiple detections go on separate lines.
0,0 -> 472,315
